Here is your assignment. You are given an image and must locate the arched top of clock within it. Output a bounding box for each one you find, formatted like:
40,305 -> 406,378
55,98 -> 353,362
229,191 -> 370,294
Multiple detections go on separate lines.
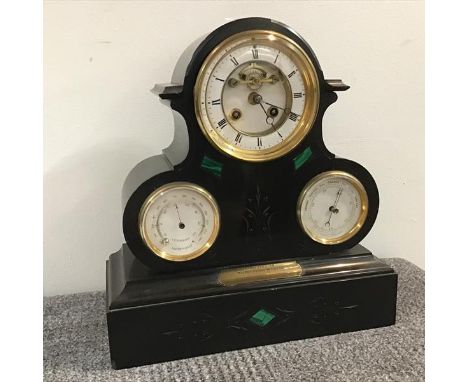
153,17 -> 350,166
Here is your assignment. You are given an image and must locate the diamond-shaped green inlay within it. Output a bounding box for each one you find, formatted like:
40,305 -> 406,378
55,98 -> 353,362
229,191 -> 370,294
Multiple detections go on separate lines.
249,309 -> 276,327
293,146 -> 312,170
201,155 -> 223,177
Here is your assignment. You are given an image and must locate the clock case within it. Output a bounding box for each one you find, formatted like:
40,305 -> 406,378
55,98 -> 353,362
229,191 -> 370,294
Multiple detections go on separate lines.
106,17 -> 397,369
122,17 -> 380,273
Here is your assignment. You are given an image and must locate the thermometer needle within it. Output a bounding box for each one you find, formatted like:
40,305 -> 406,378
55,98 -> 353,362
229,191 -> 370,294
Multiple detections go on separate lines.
175,204 -> 185,229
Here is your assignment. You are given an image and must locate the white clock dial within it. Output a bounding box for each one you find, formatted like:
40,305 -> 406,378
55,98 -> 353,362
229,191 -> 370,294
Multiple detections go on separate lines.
139,182 -> 220,261
195,30 -> 319,162
297,171 -> 368,245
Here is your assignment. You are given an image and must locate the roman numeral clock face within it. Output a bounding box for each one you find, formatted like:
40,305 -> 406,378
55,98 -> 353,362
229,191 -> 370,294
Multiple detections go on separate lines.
194,31 -> 320,161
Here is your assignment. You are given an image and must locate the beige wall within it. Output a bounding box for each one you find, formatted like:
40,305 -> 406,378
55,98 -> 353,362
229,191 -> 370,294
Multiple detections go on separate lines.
44,0 -> 424,295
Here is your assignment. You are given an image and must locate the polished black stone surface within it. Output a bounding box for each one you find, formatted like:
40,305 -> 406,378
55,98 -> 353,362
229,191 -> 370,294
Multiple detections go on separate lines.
106,244 -> 397,369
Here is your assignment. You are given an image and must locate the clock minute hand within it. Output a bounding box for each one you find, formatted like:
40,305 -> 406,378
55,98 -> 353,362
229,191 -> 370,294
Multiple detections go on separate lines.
258,102 -> 274,124
258,101 -> 268,116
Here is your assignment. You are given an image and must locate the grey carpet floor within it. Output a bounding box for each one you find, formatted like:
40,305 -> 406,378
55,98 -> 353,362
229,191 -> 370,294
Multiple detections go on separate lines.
44,258 -> 424,381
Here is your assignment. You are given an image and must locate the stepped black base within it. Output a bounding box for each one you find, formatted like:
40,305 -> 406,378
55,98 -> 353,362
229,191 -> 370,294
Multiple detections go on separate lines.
106,244 -> 397,369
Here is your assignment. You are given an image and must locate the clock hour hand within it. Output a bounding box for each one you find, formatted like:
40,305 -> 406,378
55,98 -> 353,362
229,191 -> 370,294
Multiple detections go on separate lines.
263,101 -> 290,116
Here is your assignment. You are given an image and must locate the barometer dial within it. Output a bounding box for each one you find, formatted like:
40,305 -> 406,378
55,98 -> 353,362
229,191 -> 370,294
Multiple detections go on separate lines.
297,171 -> 369,245
139,182 -> 220,261
194,30 -> 320,162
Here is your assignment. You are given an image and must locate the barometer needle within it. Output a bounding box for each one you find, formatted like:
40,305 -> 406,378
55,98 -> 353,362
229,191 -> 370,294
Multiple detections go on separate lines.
325,187 -> 343,227
175,204 -> 182,223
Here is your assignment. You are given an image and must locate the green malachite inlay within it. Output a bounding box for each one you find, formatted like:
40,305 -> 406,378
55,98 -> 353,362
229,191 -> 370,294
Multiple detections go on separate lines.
201,155 -> 223,177
293,147 -> 312,170
249,309 -> 276,327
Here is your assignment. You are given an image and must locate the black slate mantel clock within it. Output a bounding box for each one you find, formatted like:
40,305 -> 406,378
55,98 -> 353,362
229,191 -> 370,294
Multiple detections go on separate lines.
106,17 -> 397,370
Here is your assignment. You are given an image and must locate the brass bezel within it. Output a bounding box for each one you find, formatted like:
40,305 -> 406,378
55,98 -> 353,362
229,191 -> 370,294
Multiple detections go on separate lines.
138,182 -> 220,262
297,171 -> 369,245
194,30 -> 320,162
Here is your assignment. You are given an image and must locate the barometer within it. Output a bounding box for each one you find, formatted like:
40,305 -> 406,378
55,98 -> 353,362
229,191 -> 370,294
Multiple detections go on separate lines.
297,171 -> 368,245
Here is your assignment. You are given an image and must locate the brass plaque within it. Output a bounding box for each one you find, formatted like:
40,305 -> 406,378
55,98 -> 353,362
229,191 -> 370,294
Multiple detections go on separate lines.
218,261 -> 303,287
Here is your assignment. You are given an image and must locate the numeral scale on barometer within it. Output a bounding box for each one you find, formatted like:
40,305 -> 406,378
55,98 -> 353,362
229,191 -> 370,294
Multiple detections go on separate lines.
106,17 -> 398,369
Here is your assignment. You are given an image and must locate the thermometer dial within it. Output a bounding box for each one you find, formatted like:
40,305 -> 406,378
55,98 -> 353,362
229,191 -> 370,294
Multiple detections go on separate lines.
139,182 -> 220,261
297,171 -> 369,245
